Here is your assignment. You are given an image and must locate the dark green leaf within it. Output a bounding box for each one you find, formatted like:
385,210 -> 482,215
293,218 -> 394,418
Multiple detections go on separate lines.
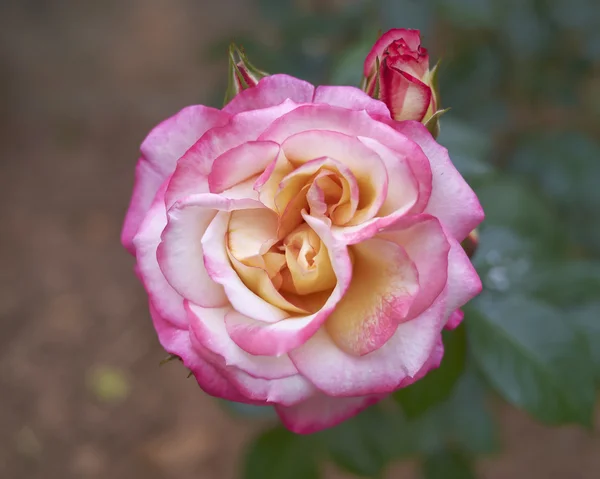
321,404 -> 401,477
467,294 -> 595,426
508,132 -> 600,253
394,326 -> 467,418
395,368 -> 498,456
243,426 -> 320,479
421,449 -> 476,479
475,176 -> 566,252
571,302 -> 600,384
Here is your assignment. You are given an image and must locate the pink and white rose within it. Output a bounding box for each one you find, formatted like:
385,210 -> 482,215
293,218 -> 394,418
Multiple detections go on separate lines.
122,74 -> 484,434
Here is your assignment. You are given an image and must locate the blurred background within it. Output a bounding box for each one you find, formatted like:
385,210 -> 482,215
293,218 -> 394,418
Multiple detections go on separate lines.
1,0 -> 599,478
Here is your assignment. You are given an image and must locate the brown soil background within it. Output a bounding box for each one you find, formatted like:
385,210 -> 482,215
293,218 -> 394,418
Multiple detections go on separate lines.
1,1 -> 599,478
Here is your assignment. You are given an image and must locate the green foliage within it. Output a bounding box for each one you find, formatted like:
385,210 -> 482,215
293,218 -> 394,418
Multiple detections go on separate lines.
243,426 -> 321,479
467,295 -> 595,426
320,404 -> 403,477
421,449 -> 476,479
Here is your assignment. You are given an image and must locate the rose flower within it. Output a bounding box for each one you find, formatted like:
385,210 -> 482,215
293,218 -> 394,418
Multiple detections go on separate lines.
122,75 -> 483,433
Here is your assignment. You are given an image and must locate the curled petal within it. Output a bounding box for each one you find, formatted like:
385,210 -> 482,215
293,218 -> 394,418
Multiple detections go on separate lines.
364,28 -> 423,76
224,214 -> 353,356
380,64 -> 432,122
313,85 -> 390,117
123,106 -> 230,252
389,121 -> 485,241
202,210 -> 289,323
276,393 -> 382,434
445,309 -> 465,330
149,303 -> 250,402
223,74 -> 314,114
208,141 -> 280,194
377,214 -> 450,319
190,332 -> 316,407
258,105 -> 431,200
133,181 -> 187,328
445,238 -> 482,317
187,303 -> 298,380
166,100 -> 300,208
281,130 -> 389,225
325,238 -> 419,356
122,158 -> 163,254
158,193 -> 262,308
290,290 -> 448,397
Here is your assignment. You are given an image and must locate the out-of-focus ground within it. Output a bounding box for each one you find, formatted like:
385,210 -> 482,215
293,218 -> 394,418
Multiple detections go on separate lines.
0,1 -> 598,478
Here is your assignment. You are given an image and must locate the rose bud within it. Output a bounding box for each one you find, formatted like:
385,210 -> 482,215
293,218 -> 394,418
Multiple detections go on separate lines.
122,75 -> 484,434
364,29 -> 444,136
461,229 -> 480,259
223,43 -> 269,104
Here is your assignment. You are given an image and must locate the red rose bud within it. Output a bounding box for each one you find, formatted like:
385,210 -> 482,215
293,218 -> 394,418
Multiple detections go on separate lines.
461,229 -> 480,259
223,43 -> 269,105
364,29 -> 445,136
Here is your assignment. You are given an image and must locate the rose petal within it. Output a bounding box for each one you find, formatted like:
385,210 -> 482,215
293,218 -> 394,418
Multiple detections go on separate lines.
133,180 -> 187,328
325,238 -> 419,356
389,121 -> 485,241
313,85 -> 390,117
258,106 -> 432,204
123,106 -> 231,252
445,309 -> 465,330
190,331 -> 316,407
166,100 -> 300,208
208,141 -> 280,194
280,130 -> 388,225
290,289 -> 448,397
149,302 -> 250,402
445,238 -> 482,316
380,64 -> 432,122
122,157 -> 163,254
377,214 -> 450,319
275,393 -> 382,434
364,28 -> 422,76
223,74 -> 314,114
202,210 -> 290,323
157,193 -> 262,308
186,303 -> 298,379
224,214 -> 353,356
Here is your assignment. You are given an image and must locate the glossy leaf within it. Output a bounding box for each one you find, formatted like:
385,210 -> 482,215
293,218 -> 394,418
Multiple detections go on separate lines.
321,404 -> 402,477
243,426 -> 320,479
394,326 -> 467,418
467,294 -> 595,426
421,449 -> 476,479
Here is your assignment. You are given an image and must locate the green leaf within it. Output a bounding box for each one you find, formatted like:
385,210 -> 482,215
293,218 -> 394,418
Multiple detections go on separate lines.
243,426 -> 320,479
508,132 -> 600,253
571,302 -> 600,385
475,176 -> 566,253
421,449 -> 476,479
394,326 -> 467,418
321,404 -> 402,477
394,368 -> 498,456
467,294 -> 595,426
